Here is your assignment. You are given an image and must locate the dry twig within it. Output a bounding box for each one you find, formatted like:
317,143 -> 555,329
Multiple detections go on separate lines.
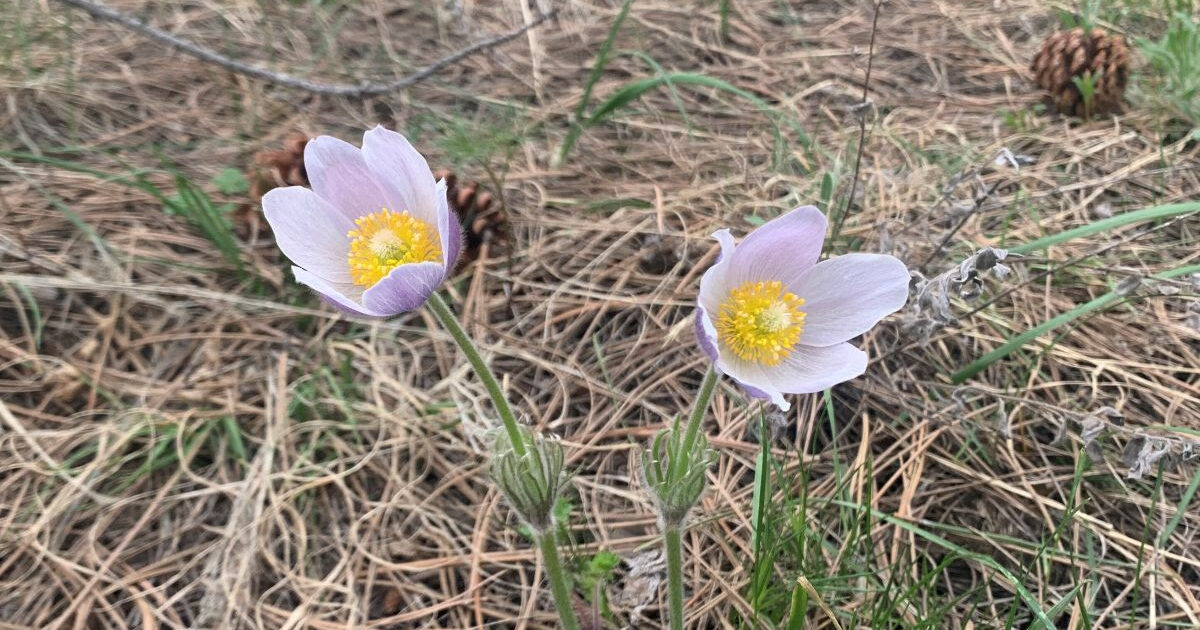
53,0 -> 556,97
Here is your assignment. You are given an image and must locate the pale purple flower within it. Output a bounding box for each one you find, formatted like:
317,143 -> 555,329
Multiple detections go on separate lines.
262,126 -> 461,317
695,206 -> 909,410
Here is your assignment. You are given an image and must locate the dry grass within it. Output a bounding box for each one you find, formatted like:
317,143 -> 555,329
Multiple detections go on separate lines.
1,0 -> 1198,628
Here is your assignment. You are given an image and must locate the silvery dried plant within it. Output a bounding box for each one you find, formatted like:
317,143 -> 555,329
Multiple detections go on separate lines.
902,247 -> 1017,344
1070,406 -> 1197,478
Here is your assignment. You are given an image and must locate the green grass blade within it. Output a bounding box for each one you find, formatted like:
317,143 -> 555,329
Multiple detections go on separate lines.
750,410 -> 771,553
953,264 -> 1200,383
558,72 -> 803,162
171,175 -> 243,270
1159,466 -> 1200,548
1008,202 -> 1200,254
575,0 -> 633,123
0,153 -> 117,261
220,416 -> 247,462
784,579 -> 810,630
0,150 -> 165,199
1028,584 -> 1082,630
818,171 -> 835,214
14,282 -> 44,350
622,51 -> 694,131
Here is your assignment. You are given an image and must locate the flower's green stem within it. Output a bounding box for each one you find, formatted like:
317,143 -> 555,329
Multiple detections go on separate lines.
427,292 -> 526,457
537,528 -> 582,630
660,366 -> 716,629
680,365 -> 719,459
664,526 -> 686,630
429,292 -> 576,625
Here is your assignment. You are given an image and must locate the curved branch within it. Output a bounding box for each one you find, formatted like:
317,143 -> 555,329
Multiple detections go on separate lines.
55,0 -> 555,97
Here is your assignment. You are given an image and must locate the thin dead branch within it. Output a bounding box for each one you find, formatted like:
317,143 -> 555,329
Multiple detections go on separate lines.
53,0 -> 556,97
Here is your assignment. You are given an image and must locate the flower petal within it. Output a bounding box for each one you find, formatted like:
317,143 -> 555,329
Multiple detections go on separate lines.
360,126 -> 438,225
790,253 -> 910,346
262,186 -> 354,284
292,266 -> 383,317
697,228 -> 737,316
361,261 -> 445,315
719,342 -> 869,411
694,305 -> 719,363
726,206 -> 827,287
305,135 -> 390,221
435,179 -> 462,270
772,343 -> 868,395
714,356 -> 790,410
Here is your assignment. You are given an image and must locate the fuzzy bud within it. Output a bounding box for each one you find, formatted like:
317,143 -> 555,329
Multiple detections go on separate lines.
489,427 -> 568,533
642,418 -> 715,529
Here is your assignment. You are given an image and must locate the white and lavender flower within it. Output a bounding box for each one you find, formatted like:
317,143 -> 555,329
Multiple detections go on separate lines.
262,126 -> 461,317
695,206 -> 909,410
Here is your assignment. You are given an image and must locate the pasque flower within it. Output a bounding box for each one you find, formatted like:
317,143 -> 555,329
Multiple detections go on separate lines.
262,126 -> 461,316
262,127 -> 579,630
694,206 -> 909,410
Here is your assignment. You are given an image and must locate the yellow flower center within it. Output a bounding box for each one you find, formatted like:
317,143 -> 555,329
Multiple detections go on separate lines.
346,209 -> 441,288
716,281 -> 806,366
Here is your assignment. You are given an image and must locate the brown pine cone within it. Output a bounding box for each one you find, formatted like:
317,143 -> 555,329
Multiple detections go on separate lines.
248,133 -> 310,201
435,168 -> 508,265
235,133 -> 310,238
1031,27 -> 1130,118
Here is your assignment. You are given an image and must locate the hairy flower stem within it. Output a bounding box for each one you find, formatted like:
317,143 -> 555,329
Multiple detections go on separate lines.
654,366 -> 717,630
537,528 -> 582,630
431,293 -> 576,626
664,526 -> 686,630
427,292 -> 526,457
679,365 -> 719,463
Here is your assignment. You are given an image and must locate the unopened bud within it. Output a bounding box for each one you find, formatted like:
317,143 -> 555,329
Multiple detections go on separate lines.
490,427 -> 568,533
642,418 -> 714,528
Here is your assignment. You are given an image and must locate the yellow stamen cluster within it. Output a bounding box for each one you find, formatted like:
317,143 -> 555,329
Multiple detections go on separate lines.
347,209 -> 441,288
716,280 -> 806,366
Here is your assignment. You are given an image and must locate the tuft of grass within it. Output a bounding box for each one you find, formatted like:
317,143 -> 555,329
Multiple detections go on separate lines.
948,200 -> 1200,385
1071,70 -> 1102,120
556,0 -> 810,168
746,409 -> 778,621
742,441 -> 1064,628
163,174 -> 244,272
434,104 -> 527,173
1137,11 -> 1200,123
415,103 -> 528,220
